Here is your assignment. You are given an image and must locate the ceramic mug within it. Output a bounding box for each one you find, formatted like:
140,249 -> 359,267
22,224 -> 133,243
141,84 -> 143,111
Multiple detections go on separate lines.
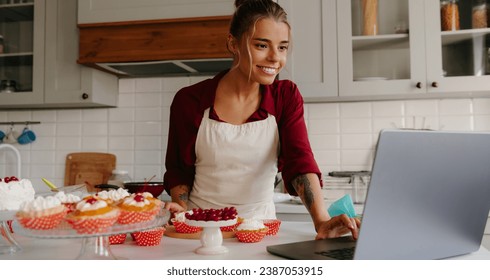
17,127 -> 36,144
3,127 -> 20,144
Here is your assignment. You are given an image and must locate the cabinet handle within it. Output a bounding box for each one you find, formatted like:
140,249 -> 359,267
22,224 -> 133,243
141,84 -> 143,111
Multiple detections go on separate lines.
431,82 -> 438,88
82,93 -> 89,100
416,82 -> 422,89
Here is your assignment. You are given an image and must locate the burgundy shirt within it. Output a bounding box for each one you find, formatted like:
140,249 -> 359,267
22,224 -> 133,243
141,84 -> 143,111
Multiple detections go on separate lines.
164,71 -> 322,196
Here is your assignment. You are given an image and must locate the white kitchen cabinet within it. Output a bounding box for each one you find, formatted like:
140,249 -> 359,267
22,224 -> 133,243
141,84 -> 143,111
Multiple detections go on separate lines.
78,0 -> 235,24
43,0 -> 117,107
0,0 -> 117,109
337,0 -> 490,100
278,0 -> 338,100
0,0 -> 45,106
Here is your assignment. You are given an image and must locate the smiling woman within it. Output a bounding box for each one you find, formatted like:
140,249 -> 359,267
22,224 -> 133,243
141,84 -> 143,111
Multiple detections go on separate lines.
163,0 -> 360,241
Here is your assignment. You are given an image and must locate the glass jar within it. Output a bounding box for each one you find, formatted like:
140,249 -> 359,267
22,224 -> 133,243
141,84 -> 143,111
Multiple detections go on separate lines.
441,0 -> 460,31
0,80 -> 17,93
361,0 -> 378,36
108,170 -> 131,188
472,0 -> 488,28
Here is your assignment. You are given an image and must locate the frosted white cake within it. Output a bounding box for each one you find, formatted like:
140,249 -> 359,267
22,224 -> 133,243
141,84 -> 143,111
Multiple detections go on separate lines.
0,178 -> 36,211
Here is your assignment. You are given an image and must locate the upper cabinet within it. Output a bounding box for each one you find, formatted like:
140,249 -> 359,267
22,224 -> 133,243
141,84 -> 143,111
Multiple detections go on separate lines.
278,0 -> 338,100
0,0 -> 117,109
0,0 -> 45,106
282,0 -> 490,102
78,0 -> 235,24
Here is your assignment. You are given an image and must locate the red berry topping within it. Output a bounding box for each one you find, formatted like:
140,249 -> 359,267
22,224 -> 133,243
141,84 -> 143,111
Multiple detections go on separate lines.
86,197 -> 98,204
186,207 -> 238,221
134,194 -> 145,202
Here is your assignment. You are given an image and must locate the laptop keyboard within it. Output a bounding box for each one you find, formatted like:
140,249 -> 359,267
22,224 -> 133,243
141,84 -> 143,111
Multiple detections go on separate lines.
315,247 -> 355,260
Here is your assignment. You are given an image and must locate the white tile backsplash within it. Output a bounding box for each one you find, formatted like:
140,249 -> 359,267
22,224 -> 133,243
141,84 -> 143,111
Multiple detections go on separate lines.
2,77 -> 490,187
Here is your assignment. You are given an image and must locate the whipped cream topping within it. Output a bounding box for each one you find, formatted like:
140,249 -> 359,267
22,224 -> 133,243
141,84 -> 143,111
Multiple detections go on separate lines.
236,219 -> 266,231
76,197 -> 109,212
0,178 -> 36,210
54,191 -> 81,204
96,188 -> 130,201
174,210 -> 193,222
19,195 -> 62,212
121,193 -> 151,208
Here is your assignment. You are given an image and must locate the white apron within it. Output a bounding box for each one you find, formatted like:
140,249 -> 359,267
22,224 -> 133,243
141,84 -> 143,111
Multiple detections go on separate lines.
188,108 -> 279,219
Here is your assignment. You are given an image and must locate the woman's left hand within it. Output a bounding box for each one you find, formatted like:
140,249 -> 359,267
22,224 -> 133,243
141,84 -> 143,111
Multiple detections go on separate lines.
164,201 -> 185,213
314,214 -> 361,240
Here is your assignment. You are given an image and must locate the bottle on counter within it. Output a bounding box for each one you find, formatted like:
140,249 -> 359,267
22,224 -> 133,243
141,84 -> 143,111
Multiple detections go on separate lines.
440,0 -> 460,31
107,169 -> 131,188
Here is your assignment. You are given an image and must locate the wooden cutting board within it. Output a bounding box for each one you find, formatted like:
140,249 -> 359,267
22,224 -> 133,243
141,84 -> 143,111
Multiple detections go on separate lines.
164,225 -> 236,239
64,152 -> 116,192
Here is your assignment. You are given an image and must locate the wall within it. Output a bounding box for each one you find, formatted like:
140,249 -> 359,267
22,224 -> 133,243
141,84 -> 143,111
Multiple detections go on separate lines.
1,76 -> 490,193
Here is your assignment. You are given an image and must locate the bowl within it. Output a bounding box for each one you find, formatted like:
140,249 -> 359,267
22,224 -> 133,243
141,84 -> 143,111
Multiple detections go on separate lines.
123,182 -> 165,198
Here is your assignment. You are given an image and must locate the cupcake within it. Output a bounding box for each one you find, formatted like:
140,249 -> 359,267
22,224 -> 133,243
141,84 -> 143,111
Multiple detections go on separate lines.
171,210 -> 202,234
117,192 -> 162,224
16,196 -> 66,230
54,191 -> 81,214
95,188 -> 130,205
220,217 -> 244,232
235,219 -> 268,243
262,219 -> 281,236
65,195 -> 120,234
132,227 -> 165,246
109,234 -> 127,245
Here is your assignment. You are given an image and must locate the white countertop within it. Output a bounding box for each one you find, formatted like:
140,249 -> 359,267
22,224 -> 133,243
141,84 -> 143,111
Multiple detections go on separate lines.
1,221 -> 489,260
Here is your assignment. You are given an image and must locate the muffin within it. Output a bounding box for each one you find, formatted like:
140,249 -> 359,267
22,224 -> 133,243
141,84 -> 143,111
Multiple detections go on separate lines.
117,192 -> 162,224
53,191 -> 81,214
235,219 -> 268,243
65,195 -> 120,234
16,196 -> 66,230
132,227 -> 166,246
220,216 -> 244,232
171,210 -> 202,234
262,219 -> 282,236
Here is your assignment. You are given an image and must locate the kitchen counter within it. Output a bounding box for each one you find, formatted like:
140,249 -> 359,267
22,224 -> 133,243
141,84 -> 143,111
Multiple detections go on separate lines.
1,221 -> 489,260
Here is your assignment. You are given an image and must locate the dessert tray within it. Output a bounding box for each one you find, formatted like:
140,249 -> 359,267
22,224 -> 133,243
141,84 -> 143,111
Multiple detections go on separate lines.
11,209 -> 170,260
186,218 -> 237,255
0,211 -> 21,255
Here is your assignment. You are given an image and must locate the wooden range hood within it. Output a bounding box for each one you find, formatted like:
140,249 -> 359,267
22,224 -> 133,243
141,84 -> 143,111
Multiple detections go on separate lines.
78,16 -> 233,77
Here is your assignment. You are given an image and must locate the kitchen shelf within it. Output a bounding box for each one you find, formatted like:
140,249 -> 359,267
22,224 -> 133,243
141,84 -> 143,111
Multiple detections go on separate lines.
0,53 -> 33,66
352,34 -> 409,51
441,28 -> 490,46
0,3 -> 33,22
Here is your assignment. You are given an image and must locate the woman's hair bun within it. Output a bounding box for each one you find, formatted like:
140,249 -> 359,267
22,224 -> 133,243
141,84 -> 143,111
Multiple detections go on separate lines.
235,0 -> 271,9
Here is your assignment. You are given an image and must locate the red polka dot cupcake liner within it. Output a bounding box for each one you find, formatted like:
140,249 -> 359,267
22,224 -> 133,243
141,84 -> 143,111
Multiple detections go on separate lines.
220,217 -> 243,232
16,210 -> 66,230
262,219 -> 281,236
109,234 -> 127,245
117,209 -> 157,224
235,228 -> 268,243
133,227 -> 165,246
66,213 -> 119,234
172,220 -> 202,234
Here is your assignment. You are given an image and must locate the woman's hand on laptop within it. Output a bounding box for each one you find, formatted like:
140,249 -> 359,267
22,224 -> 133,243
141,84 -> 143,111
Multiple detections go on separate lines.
315,214 -> 361,240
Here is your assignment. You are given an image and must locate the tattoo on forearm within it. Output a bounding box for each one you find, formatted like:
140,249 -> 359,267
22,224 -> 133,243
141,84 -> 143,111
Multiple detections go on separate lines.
292,175 -> 314,209
178,185 -> 190,202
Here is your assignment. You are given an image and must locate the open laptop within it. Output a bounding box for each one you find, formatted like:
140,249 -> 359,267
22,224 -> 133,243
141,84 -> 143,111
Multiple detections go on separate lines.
267,129 -> 490,260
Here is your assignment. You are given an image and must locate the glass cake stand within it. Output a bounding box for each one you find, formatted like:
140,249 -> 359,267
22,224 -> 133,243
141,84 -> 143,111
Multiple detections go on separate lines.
0,211 -> 21,255
186,218 -> 237,255
12,210 -> 170,260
